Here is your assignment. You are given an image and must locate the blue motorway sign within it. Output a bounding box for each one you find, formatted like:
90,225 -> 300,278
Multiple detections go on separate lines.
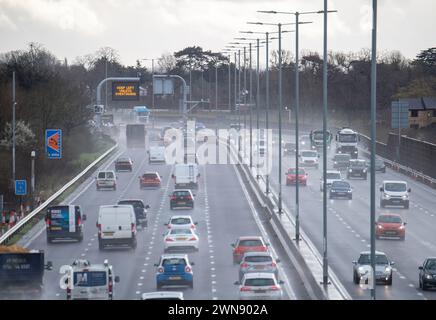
46,129 -> 62,159
15,180 -> 27,196
391,102 -> 409,129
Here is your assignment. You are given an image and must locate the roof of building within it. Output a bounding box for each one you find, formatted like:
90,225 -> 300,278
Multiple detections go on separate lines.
398,97 -> 436,110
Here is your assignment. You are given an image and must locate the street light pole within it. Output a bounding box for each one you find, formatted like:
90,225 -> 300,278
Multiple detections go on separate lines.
31,151 -> 36,198
243,46 -> 247,158
322,2 -> 329,286
151,59 -> 155,109
12,71 -> 16,186
215,62 -> 218,110
238,49 -> 241,136
234,52 -> 237,122
370,0 -> 378,300
278,23 -> 283,214
265,32 -> 270,194
256,38 -> 260,178
249,43 -> 253,168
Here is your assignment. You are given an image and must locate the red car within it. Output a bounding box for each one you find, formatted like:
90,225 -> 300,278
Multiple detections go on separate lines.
231,236 -> 269,264
286,168 -> 308,186
139,172 -> 162,189
376,213 -> 406,240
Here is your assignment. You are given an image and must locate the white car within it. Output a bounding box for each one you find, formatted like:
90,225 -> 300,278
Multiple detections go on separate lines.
320,170 -> 342,191
235,272 -> 283,300
299,150 -> 319,168
164,228 -> 199,252
141,291 -> 184,300
380,180 -> 411,209
96,171 -> 117,191
165,215 -> 198,230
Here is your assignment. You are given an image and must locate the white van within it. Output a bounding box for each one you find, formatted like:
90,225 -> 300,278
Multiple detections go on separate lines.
96,171 -> 117,191
148,146 -> 166,164
60,259 -> 120,300
97,205 -> 137,250
172,164 -> 200,189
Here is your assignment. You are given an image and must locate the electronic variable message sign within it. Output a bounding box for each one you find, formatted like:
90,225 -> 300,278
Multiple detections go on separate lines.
112,81 -> 140,101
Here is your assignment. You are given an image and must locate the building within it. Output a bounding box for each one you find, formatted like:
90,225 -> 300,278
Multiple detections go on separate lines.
399,97 -> 436,129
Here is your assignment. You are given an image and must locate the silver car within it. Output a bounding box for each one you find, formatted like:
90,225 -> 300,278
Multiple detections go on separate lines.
352,251 -> 395,285
239,252 -> 280,281
235,273 -> 283,300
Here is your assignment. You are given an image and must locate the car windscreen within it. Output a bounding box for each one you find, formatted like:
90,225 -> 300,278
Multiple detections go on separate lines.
350,161 -> 366,167
244,278 -> 275,286
332,181 -> 350,188
385,183 -> 407,192
358,254 -> 389,265
338,134 -> 357,142
378,215 -> 402,223
239,239 -> 263,247
73,271 -> 107,287
162,258 -> 187,266
170,229 -> 192,235
326,173 -> 341,179
313,132 -> 328,140
98,172 -> 106,179
244,255 -> 273,263
142,174 -> 158,179
118,201 -> 144,209
284,143 -> 295,148
117,158 -> 130,163
288,169 -> 305,175
334,154 -> 350,161
301,151 -> 317,157
173,191 -> 190,197
425,260 -> 436,270
170,218 -> 191,225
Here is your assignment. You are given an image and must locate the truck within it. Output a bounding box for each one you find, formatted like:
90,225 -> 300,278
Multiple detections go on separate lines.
126,124 -> 146,148
335,127 -> 359,159
310,129 -> 332,150
172,163 -> 200,189
0,246 -> 52,297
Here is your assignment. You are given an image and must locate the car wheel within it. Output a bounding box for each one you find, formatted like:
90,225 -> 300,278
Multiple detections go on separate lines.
98,240 -> 104,251
329,194 -> 333,199
189,281 -> 194,289
382,168 -> 386,173
353,272 -> 359,284
349,195 -> 353,200
400,235 -> 405,241
380,200 -> 385,208
47,237 -> 52,244
404,202 -> 409,209
96,186 -> 100,191
131,238 -> 137,249
364,175 -> 367,180
170,205 -> 174,210
387,276 -> 392,286
156,283 -> 162,290
78,234 -> 84,242
419,278 -> 422,289
422,281 -> 428,291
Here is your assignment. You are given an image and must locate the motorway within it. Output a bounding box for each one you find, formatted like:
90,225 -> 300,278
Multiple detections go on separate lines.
21,123 -> 310,300
266,129 -> 436,300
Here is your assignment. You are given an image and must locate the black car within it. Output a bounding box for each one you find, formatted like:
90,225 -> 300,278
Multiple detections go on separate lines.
117,199 -> 150,228
333,153 -> 351,170
283,142 -> 296,156
329,181 -> 353,199
419,258 -> 436,290
368,158 -> 386,173
170,190 -> 195,210
347,159 -> 368,179
115,157 -> 133,172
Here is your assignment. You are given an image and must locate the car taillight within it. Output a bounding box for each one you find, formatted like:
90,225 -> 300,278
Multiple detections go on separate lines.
269,285 -> 280,291
108,279 -> 113,292
189,237 -> 197,241
240,286 -> 252,292
77,217 -> 81,226
158,267 -> 164,273
191,224 -> 195,229
97,223 -> 101,233
271,262 -> 277,267
46,219 -> 51,227
240,263 -> 248,268
185,266 -> 191,273
131,223 -> 135,232
186,196 -> 193,201
170,196 -> 177,201
66,287 -> 71,296
166,238 -> 174,242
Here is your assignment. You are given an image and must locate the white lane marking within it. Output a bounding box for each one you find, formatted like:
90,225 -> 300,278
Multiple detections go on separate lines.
140,276 -> 144,280
137,283 -> 143,286
211,274 -> 216,278
136,291 -> 141,295
81,253 -> 85,257
400,276 -> 406,280
55,293 -> 60,297
408,283 -> 414,288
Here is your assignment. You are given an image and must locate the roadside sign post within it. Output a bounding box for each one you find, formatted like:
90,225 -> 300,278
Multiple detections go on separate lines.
46,129 -> 62,159
15,180 -> 27,196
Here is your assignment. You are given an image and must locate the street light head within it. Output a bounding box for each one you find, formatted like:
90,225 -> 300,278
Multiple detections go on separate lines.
257,10 -> 277,14
31,151 -> 36,157
247,22 -> 263,25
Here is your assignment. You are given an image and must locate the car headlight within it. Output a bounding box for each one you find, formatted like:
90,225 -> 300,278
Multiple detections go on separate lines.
348,169 -> 352,173
363,169 -> 367,173
334,161 -> 337,164
402,195 -> 408,200
348,189 -> 352,193
377,224 -> 383,229
384,267 -> 391,274
399,225 -> 405,230
338,151 -> 342,154
358,267 -> 366,275
383,193 -> 390,199
425,274 -> 432,280
354,151 -> 358,154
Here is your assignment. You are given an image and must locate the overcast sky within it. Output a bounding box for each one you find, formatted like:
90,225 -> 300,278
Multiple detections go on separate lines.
0,0 -> 434,67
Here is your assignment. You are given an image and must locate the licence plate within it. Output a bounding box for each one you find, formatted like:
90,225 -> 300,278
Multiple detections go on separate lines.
50,226 -> 62,231
254,266 -> 265,270
103,232 -> 114,236
177,237 -> 187,241
169,276 -> 181,280
255,290 -> 266,293
178,202 -> 186,205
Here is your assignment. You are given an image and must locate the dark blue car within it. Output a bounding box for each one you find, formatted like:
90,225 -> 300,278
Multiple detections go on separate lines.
329,181 -> 353,200
155,254 -> 194,289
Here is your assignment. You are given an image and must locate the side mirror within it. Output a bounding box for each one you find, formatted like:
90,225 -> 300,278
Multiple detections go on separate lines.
95,177 -> 97,180
164,223 -> 168,226
352,260 -> 357,265
234,281 -> 240,285
390,261 -> 395,266
231,243 -> 235,248
265,243 -> 270,246
408,188 -> 411,193
276,259 -> 281,263
153,263 -> 158,267
114,276 -> 120,283
96,222 -> 99,228
82,214 -> 87,221
145,205 -> 150,209
380,187 -> 384,192
191,262 -> 195,266
419,266 -> 423,270
160,175 -> 163,179
193,194 -> 196,197
279,280 -> 285,284
194,222 -> 198,225
45,261 -> 53,270
403,222 -> 407,225
171,174 -> 175,179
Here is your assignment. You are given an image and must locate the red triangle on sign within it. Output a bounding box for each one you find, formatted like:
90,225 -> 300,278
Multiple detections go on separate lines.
48,132 -> 59,151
